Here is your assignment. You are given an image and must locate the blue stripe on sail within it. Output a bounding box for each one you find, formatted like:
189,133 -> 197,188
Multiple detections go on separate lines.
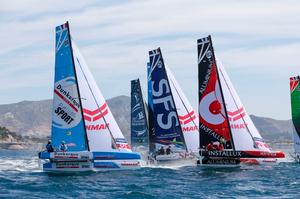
51,22 -> 88,151
148,48 -> 186,151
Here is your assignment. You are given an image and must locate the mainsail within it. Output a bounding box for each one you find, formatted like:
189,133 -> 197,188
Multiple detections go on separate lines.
198,36 -> 233,150
148,48 -> 187,154
198,35 -> 270,152
131,78 -> 148,148
290,76 -> 300,154
51,22 -> 88,151
166,66 -> 199,153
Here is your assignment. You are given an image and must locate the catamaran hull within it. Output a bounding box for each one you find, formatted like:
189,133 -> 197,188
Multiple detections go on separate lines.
197,156 -> 241,168
147,153 -> 196,167
39,151 -> 142,172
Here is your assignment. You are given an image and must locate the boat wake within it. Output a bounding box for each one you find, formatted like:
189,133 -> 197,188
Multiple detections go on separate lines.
0,156 -> 41,172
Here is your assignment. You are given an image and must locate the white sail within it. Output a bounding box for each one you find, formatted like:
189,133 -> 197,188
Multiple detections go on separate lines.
216,58 -> 270,151
165,66 -> 199,153
72,41 -> 131,152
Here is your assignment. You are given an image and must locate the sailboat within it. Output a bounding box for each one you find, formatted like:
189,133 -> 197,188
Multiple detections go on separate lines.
38,22 -> 141,172
290,76 -> 300,162
166,66 -> 199,155
130,78 -> 148,151
197,35 -> 285,166
147,48 -> 192,164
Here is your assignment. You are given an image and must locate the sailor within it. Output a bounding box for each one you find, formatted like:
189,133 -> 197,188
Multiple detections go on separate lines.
46,140 -> 54,152
217,143 -> 224,151
166,146 -> 172,155
206,141 -> 215,151
59,141 -> 68,152
158,146 -> 165,155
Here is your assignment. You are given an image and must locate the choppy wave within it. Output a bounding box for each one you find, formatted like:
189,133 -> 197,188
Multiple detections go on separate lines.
0,149 -> 299,198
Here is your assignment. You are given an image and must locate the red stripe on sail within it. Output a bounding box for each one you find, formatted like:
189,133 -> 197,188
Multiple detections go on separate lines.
227,107 -> 244,116
183,115 -> 196,125
92,109 -> 109,121
232,112 -> 246,121
84,115 -> 92,122
54,90 -> 78,112
290,78 -> 299,92
83,103 -> 107,116
178,111 -> 195,120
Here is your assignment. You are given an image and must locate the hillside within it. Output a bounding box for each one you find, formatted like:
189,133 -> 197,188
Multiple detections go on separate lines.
0,96 -> 293,145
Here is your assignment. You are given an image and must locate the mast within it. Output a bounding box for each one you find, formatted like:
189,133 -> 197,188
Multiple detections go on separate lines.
147,62 -> 155,153
66,21 -> 90,151
208,35 -> 235,150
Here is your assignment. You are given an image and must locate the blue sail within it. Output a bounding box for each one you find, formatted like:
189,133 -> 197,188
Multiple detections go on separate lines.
148,48 -> 186,153
130,79 -> 148,148
51,22 -> 88,151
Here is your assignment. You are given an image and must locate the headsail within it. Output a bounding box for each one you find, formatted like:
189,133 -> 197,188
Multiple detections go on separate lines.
197,36 -> 234,150
290,76 -> 300,153
70,39 -> 131,152
131,78 -> 149,148
148,48 -> 187,154
51,22 -> 88,151
166,66 -> 199,153
216,59 -> 270,151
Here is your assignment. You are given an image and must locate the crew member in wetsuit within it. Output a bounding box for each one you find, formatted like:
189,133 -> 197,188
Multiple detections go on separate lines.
46,140 -> 54,152
166,146 -> 172,155
158,146 -> 165,155
59,141 -> 68,152
206,141 -> 215,151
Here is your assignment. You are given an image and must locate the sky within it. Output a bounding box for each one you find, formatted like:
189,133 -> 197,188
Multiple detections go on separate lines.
0,0 -> 300,120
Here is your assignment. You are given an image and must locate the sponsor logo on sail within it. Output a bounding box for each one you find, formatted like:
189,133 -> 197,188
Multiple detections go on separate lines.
228,107 -> 248,129
83,103 -> 110,131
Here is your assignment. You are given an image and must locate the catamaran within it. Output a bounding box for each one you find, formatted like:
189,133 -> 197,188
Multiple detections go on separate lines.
131,78 -> 149,152
290,76 -> 300,162
197,35 -> 285,166
38,22 -> 141,172
147,48 -> 194,164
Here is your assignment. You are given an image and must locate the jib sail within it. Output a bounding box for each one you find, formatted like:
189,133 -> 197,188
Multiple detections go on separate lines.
72,40 -> 131,152
148,48 -> 187,154
131,78 -> 149,148
166,66 -> 199,153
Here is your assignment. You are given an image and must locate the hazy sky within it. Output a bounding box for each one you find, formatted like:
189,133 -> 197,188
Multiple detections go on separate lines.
1,0 -> 299,120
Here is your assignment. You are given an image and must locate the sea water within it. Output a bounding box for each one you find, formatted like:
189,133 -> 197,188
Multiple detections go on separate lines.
0,147 -> 299,199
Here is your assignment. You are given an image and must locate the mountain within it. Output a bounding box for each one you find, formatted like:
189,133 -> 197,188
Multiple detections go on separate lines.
0,96 -> 293,144
250,115 -> 292,142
